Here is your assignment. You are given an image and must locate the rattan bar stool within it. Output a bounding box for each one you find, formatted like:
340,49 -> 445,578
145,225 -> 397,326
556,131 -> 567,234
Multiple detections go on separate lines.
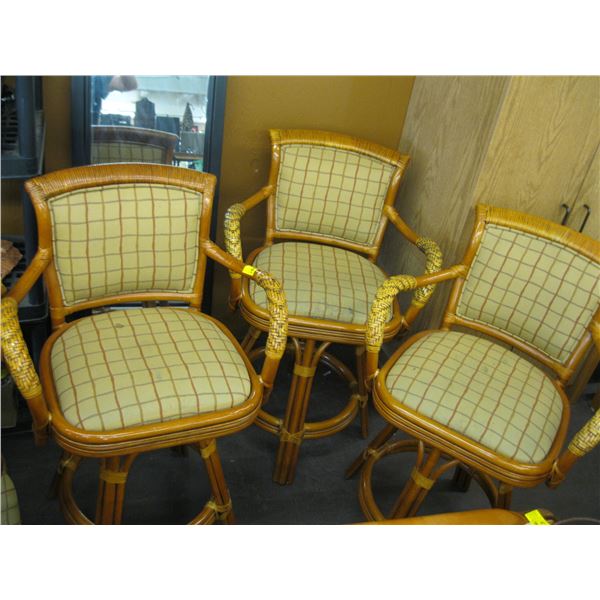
348,205 -> 600,520
0,163 -> 287,524
224,129 -> 442,484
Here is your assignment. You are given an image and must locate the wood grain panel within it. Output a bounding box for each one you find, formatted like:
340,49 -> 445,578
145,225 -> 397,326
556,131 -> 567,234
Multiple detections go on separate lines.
572,143 -> 599,240
472,76 -> 600,223
379,76 -> 509,332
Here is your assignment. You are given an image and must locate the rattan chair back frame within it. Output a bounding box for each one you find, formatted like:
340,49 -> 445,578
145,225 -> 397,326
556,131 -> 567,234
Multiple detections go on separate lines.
443,204 -> 600,385
24,164 -> 215,329
2,163 -> 289,523
358,204 -> 599,504
264,129 -> 410,260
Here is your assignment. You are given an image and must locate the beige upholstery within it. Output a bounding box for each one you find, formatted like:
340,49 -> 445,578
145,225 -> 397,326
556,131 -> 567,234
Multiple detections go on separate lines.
1,462 -> 20,525
275,145 -> 395,247
49,183 -> 202,306
457,224 -> 600,364
91,142 -> 167,165
50,308 -> 252,431
385,331 -> 564,464
249,242 -> 390,324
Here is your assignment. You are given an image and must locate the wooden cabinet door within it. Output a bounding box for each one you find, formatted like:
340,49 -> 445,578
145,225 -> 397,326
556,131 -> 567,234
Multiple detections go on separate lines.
472,76 -> 600,224
570,143 -> 599,239
381,76 -> 599,334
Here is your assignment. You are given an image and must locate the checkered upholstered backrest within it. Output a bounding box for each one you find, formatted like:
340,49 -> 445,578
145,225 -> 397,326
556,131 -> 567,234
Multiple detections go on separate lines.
91,141 -> 167,164
47,182 -> 203,306
456,222 -> 600,365
271,131 -> 406,249
90,126 -> 178,165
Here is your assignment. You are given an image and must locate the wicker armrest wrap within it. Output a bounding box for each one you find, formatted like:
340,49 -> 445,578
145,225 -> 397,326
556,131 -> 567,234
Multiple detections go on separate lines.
413,237 -> 443,306
224,203 -> 247,276
568,409 -> 600,457
1,297 -> 43,400
249,269 -> 288,359
366,275 -> 418,352
365,239 -> 443,353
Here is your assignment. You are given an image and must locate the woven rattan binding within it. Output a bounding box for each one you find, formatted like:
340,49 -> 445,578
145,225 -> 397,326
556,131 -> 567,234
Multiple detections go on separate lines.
224,203 -> 247,277
252,269 -> 288,359
413,238 -> 444,306
366,275 -> 418,352
1,297 -> 50,445
568,410 -> 600,456
1,297 -> 43,400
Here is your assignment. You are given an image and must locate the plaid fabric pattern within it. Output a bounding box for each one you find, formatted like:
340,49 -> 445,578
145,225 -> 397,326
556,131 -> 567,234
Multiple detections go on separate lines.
49,183 -> 202,306
249,242 -> 390,324
91,141 -> 167,164
50,308 -> 252,431
457,224 -> 600,364
386,331 -> 564,464
275,145 -> 395,246
1,469 -> 20,525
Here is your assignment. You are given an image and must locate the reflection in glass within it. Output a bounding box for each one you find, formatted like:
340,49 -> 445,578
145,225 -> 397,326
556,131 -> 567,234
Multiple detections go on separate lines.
90,76 -> 209,169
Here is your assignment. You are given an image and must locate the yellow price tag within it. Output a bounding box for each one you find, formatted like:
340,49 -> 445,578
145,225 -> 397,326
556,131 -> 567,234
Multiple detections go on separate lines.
524,509 -> 550,525
242,265 -> 257,277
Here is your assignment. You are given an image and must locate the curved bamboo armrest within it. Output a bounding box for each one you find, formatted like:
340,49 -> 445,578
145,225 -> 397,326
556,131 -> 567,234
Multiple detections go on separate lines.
1,298 -> 50,445
203,240 -> 288,391
548,320 -> 600,488
364,265 -> 468,384
5,248 -> 50,305
384,206 -> 444,323
223,185 -> 274,309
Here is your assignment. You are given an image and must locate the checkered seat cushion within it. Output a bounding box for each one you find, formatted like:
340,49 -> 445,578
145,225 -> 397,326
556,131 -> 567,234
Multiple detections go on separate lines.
50,308 -> 252,431
1,465 -> 21,525
248,242 -> 390,324
385,331 -> 564,464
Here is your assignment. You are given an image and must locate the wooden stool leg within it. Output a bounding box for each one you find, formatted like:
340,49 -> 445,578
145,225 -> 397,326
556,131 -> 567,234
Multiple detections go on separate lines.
451,464 -> 473,492
495,483 -> 513,510
346,423 -> 397,478
199,439 -> 235,524
241,326 -> 262,354
273,338 -> 321,485
391,448 -> 441,519
95,455 -> 137,525
355,346 -> 369,439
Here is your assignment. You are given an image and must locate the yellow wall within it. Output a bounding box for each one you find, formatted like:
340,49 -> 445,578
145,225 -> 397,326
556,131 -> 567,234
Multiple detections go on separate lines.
42,76 -> 72,173
213,75 -> 415,324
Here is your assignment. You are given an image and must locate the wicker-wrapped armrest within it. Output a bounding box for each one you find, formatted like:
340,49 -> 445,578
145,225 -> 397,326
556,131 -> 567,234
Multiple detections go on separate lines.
411,238 -> 443,308
548,319 -> 600,487
1,297 -> 50,445
5,248 -> 50,304
203,240 -> 287,389
224,186 -> 274,309
364,265 -> 467,383
384,206 -> 444,323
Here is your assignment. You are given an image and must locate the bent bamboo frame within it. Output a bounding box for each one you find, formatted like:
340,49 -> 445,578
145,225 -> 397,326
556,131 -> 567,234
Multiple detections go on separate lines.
359,204 -> 600,517
3,163 -> 288,524
1,297 -> 50,445
223,130 -> 447,483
